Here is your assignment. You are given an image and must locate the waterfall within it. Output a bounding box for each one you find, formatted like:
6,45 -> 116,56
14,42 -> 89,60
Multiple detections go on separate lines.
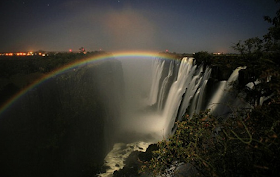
138,57 -> 215,137
148,60 -> 165,106
177,66 -> 212,120
207,66 -> 246,116
99,57 -> 246,176
157,61 -> 174,111
0,54 -> 250,177
159,57 -> 201,137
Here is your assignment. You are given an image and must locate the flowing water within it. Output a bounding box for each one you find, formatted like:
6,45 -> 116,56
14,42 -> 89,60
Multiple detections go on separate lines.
99,57 -> 245,176
0,55 -> 246,177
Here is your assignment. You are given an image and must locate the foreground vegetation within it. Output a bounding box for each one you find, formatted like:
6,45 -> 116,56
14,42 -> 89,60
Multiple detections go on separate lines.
140,1 -> 280,176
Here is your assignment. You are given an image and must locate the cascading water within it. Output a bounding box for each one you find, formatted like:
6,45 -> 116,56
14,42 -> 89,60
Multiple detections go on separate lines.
148,60 -> 165,106
99,57 -> 245,176
177,66 -> 212,121
159,57 -> 210,137
206,66 -> 247,116
0,55 -> 248,177
157,60 -> 174,111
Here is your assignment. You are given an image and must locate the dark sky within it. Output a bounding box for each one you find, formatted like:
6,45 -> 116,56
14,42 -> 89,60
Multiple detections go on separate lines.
0,0 -> 278,53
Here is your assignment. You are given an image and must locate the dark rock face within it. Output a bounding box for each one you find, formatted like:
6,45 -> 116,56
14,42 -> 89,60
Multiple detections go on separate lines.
113,144 -> 158,177
0,59 -> 124,177
211,65 -> 233,81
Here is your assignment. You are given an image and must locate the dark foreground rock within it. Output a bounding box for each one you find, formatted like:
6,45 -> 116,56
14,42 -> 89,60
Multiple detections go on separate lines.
0,58 -> 124,177
113,144 -> 158,177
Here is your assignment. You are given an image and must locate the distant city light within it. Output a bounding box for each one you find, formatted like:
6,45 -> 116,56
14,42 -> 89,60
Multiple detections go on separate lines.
0,51 -> 43,57
6,53 -> 13,56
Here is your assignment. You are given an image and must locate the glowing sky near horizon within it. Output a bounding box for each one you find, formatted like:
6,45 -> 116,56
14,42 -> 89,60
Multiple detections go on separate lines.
0,0 -> 278,53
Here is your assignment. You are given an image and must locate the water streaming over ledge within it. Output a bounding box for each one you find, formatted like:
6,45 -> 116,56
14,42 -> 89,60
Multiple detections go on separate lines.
99,57 -> 246,176
0,54 -> 247,177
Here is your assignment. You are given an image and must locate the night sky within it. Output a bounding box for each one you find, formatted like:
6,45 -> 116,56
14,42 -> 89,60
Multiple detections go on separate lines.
0,0 -> 278,53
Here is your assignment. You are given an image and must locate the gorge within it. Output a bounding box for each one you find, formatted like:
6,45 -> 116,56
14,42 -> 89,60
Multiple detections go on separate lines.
0,52 -> 247,177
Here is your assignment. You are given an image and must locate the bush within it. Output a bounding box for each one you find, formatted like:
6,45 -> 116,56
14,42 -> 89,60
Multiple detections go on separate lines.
141,108 -> 280,177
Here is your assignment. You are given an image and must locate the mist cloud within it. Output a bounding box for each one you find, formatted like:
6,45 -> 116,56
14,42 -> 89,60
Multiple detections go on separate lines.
101,8 -> 159,51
